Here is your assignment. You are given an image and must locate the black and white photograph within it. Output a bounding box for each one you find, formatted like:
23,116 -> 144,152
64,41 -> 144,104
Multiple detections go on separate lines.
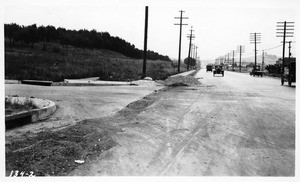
1,0 -> 299,181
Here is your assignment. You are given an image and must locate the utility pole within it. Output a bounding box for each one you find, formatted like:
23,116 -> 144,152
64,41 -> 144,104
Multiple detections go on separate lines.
192,44 -> 197,59
237,45 -> 245,72
174,10 -> 188,73
277,21 -> 294,74
187,26 -> 195,70
191,44 -> 194,59
142,6 -> 148,78
227,53 -> 230,70
194,45 -> 198,70
190,44 -> 194,69
288,41 -> 292,64
262,50 -> 265,71
232,50 -> 235,71
195,46 -> 198,62
250,32 -> 261,70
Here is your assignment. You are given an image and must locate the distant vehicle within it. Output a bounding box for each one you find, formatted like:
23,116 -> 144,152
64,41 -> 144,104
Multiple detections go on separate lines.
213,65 -> 224,77
206,65 -> 213,72
250,66 -> 263,77
281,61 -> 295,86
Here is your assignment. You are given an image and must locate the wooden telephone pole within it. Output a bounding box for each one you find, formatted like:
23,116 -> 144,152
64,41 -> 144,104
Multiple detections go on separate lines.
250,33 -> 261,70
142,6 -> 148,78
237,45 -> 245,72
187,26 -> 195,70
276,21 -> 294,74
174,10 -> 188,73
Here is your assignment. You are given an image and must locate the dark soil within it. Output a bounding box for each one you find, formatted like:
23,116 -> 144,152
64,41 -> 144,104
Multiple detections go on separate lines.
5,73 -> 199,176
164,75 -> 201,87
6,119 -> 120,176
5,87 -> 168,176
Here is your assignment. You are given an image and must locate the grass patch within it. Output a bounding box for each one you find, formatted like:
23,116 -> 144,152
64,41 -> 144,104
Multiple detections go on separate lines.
5,43 -> 178,82
5,97 -> 37,115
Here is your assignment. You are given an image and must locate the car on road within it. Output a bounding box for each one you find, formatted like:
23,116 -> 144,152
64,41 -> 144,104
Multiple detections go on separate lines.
250,66 -> 263,77
213,65 -> 224,77
206,65 -> 213,72
281,60 -> 296,86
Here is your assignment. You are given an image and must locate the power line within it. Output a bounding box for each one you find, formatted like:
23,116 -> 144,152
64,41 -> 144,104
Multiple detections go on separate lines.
243,52 -> 255,57
261,44 -> 282,51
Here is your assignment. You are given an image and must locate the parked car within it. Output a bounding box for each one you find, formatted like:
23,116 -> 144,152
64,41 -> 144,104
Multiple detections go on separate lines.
250,65 -> 263,77
281,61 -> 295,86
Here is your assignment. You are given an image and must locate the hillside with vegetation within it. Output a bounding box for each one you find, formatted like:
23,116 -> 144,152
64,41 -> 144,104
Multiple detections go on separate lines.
4,23 -> 179,82
5,23 -> 171,61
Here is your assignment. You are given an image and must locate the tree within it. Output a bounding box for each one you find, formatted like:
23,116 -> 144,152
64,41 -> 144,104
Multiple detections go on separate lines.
4,23 -> 171,61
57,27 -> 70,50
4,23 -> 20,44
45,25 -> 58,42
184,57 -> 195,65
25,24 -> 38,47
37,26 -> 47,50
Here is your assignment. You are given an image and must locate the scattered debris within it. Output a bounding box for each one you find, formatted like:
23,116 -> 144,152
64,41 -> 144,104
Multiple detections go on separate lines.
75,160 -> 85,164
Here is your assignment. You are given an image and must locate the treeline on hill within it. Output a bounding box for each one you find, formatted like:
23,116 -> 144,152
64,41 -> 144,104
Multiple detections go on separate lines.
4,23 -> 171,61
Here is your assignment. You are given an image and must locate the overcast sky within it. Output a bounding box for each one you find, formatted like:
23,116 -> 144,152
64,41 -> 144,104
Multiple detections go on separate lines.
2,0 -> 299,61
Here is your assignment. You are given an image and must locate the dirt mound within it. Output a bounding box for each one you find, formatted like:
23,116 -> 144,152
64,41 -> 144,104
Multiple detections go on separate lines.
131,80 -> 164,87
164,75 -> 201,86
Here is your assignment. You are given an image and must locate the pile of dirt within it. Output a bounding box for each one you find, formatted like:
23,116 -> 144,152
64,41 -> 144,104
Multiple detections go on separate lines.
5,119 -> 119,176
130,80 -> 164,87
164,75 -> 202,86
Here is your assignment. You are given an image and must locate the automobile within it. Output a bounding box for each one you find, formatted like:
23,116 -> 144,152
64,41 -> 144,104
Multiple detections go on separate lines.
206,65 -> 213,72
250,65 -> 263,77
281,61 -> 295,86
213,65 -> 224,77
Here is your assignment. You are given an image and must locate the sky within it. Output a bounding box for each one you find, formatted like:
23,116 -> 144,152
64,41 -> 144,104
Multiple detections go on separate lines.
1,0 -> 299,61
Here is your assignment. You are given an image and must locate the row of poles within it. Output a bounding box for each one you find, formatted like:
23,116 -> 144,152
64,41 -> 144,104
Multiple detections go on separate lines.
174,10 -> 197,72
142,7 -> 294,77
222,45 -> 245,72
142,7 -> 197,77
217,21 -> 294,74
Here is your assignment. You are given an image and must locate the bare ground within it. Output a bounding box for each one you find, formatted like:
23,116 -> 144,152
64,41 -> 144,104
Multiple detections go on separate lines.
5,86 -> 169,176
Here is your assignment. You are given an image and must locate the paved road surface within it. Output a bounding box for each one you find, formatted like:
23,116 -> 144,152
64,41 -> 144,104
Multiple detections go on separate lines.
70,69 -> 295,176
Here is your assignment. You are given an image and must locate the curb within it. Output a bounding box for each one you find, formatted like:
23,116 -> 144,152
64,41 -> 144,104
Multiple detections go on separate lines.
5,97 -> 57,128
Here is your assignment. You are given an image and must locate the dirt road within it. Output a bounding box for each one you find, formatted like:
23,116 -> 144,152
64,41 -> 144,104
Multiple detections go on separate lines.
5,70 -> 295,176
69,69 -> 295,176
